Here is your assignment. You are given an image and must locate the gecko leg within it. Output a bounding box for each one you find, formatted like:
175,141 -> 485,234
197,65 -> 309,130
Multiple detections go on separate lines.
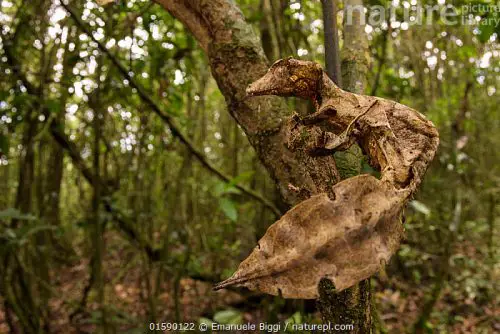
291,111 -> 302,124
324,100 -> 379,150
301,109 -> 335,125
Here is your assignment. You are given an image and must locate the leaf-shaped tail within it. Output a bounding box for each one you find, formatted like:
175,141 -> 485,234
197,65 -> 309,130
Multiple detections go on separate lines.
214,174 -> 408,299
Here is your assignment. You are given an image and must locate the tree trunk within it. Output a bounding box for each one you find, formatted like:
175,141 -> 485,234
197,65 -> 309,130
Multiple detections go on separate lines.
259,0 -> 280,62
341,0 -> 370,94
43,27 -> 77,257
321,0 -> 342,86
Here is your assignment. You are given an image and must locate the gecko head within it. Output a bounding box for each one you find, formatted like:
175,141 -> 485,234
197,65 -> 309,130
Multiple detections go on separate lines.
246,57 -> 323,100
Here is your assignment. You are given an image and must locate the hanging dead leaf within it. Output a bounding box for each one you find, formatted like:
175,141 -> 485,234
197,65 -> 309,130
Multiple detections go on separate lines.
214,175 -> 407,299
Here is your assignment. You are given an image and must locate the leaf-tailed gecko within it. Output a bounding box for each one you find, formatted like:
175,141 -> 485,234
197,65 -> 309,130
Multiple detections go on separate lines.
246,57 -> 439,193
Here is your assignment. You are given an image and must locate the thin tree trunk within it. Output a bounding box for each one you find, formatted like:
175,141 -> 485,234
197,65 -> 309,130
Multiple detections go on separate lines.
487,195 -> 496,280
260,0 -> 280,62
269,0 -> 287,58
90,69 -> 108,333
341,0 -> 370,94
321,0 -> 342,86
13,112 -> 37,226
44,26 -> 76,258
168,84 -> 198,322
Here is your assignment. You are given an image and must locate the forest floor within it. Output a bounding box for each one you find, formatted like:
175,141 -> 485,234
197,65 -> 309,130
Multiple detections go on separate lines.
0,231 -> 498,333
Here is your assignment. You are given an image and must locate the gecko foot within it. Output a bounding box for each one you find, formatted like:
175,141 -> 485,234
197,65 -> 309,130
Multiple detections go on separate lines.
291,111 -> 302,124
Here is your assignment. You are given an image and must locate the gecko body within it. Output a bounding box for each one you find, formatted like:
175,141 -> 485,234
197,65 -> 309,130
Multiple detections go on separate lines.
247,57 -> 439,192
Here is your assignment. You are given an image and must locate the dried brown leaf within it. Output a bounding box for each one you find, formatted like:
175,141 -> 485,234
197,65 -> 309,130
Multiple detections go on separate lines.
214,175 -> 406,299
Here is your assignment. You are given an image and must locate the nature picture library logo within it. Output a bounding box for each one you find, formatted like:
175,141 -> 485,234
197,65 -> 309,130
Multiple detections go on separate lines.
344,1 -> 500,28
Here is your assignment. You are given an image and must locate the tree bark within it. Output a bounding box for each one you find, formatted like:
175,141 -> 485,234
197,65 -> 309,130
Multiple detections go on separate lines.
321,0 -> 342,86
341,0 -> 371,94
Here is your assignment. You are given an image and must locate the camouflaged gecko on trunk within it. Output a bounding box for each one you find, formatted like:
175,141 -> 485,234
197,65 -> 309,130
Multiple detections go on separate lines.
246,57 -> 439,193
214,58 -> 439,299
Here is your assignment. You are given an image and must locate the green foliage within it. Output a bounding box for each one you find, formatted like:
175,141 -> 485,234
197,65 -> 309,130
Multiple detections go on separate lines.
212,309 -> 243,324
285,311 -> 303,325
218,197 -> 238,222
0,208 -> 37,221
